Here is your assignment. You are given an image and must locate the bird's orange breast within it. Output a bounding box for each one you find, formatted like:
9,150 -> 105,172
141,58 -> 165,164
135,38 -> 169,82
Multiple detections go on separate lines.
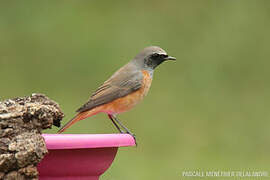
99,70 -> 152,114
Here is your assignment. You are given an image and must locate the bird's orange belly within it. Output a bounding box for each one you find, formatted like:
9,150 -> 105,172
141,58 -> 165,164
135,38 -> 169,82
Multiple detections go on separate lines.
101,70 -> 152,115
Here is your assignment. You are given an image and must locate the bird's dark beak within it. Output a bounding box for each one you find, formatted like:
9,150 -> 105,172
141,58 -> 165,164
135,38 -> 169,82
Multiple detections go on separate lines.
164,56 -> 176,61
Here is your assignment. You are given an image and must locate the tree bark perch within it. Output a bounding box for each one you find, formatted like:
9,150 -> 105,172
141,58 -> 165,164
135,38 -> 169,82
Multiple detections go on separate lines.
0,94 -> 64,180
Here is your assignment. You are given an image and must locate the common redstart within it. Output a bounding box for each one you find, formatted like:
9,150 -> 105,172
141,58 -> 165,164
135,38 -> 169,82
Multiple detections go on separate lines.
58,46 -> 175,139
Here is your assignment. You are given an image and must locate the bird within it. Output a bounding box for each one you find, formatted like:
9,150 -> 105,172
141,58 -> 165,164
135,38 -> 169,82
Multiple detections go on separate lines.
58,46 -> 176,139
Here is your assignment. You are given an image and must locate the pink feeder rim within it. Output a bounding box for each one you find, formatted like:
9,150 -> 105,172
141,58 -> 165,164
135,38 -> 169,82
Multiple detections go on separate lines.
42,133 -> 136,149
38,134 -> 136,180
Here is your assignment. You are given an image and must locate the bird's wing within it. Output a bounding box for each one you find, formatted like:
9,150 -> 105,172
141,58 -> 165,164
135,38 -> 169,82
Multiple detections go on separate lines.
76,64 -> 143,113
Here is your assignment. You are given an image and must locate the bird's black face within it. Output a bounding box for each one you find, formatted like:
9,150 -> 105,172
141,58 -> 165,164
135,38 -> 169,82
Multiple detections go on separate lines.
145,53 -> 176,69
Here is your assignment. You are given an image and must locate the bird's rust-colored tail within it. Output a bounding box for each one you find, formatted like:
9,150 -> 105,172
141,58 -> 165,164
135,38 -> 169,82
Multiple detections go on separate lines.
57,109 -> 99,133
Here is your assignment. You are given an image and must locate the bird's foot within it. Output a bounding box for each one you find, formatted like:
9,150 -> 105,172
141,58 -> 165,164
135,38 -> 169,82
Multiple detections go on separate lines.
127,132 -> 137,146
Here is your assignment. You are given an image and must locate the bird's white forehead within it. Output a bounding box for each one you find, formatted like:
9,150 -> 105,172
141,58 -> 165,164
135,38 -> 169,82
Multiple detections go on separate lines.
136,46 -> 167,59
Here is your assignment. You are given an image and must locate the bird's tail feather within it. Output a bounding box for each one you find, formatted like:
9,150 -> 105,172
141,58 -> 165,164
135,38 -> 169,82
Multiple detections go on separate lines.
57,109 -> 98,133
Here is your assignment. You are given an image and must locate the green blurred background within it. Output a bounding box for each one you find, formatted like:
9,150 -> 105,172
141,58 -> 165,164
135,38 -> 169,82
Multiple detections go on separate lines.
1,1 -> 270,179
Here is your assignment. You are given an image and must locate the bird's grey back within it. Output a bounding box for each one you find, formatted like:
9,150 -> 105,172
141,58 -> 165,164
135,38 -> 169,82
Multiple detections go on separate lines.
76,62 -> 143,113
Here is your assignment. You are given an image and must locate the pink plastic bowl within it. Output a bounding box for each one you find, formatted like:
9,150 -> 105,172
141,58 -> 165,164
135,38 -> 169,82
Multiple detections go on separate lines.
37,134 -> 135,180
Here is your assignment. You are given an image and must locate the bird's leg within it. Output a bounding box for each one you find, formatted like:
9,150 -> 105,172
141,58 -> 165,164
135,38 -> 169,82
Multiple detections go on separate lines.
111,115 -> 133,135
111,115 -> 137,145
108,114 -> 124,133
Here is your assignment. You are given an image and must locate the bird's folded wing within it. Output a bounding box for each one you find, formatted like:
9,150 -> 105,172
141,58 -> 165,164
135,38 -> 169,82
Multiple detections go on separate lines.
76,66 -> 143,113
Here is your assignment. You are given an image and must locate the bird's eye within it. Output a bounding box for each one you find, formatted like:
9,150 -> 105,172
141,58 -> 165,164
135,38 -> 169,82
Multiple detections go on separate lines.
151,53 -> 159,58
161,54 -> 168,58
150,53 -> 168,60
